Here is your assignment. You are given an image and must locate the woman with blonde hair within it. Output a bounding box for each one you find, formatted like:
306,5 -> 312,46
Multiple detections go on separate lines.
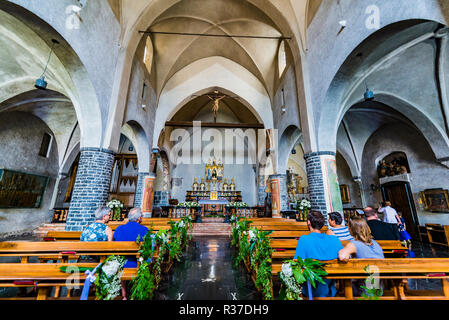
338,217 -> 385,261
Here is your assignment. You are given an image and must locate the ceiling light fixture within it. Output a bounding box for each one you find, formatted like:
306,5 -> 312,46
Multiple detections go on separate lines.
35,39 -> 59,90
357,52 -> 374,101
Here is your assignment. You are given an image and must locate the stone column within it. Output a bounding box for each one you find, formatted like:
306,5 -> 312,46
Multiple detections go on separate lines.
134,172 -> 150,208
268,174 -> 288,218
304,152 -> 343,221
65,148 -> 115,231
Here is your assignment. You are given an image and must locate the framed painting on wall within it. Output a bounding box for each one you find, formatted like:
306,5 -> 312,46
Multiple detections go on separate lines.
340,184 -> 351,204
420,189 -> 449,213
0,169 -> 49,208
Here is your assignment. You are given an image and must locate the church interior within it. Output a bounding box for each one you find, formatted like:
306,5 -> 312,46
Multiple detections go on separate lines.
1,0 -> 449,303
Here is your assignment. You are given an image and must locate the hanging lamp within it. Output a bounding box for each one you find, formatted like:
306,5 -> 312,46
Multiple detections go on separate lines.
357,52 -> 374,101
35,39 -> 59,90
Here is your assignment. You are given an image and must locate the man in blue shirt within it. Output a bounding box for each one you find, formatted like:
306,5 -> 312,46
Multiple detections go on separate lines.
113,207 -> 149,299
294,210 -> 343,298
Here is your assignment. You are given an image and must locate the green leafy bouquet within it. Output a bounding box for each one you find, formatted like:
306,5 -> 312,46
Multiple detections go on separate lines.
278,258 -> 328,300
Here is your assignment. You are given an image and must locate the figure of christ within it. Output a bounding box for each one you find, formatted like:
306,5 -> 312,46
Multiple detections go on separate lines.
207,94 -> 226,123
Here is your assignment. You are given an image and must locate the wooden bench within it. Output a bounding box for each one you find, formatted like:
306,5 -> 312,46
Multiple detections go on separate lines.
44,225 -> 172,241
270,239 -> 407,259
271,258 -> 449,300
0,263 -> 138,300
0,241 -> 141,263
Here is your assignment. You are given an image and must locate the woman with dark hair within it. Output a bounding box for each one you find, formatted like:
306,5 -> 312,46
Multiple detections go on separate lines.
326,212 -> 354,240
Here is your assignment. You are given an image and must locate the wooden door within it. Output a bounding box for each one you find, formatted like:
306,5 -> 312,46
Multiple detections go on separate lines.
381,182 -> 419,240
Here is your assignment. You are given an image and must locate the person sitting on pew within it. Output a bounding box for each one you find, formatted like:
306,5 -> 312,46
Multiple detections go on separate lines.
294,210 -> 343,298
326,212 -> 354,240
80,206 -> 113,242
338,217 -> 385,261
338,217 -> 385,297
113,207 -> 149,300
364,206 -> 400,241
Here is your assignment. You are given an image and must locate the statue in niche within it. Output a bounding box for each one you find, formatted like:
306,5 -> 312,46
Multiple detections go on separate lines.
377,154 -> 410,178
212,168 -> 217,180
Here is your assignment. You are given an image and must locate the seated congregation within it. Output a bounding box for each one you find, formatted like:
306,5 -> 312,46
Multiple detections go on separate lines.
230,207 -> 449,300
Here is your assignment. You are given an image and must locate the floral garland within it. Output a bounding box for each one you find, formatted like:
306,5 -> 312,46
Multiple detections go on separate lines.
249,227 -> 273,300
94,255 -> 126,300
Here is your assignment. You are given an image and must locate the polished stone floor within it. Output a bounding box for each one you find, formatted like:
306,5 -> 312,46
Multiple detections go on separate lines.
156,236 -> 260,300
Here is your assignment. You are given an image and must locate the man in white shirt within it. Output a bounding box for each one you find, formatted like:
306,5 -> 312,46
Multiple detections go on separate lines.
378,201 -> 400,224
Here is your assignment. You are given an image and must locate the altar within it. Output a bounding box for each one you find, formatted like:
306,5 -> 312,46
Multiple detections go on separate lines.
198,199 -> 229,215
185,157 -> 243,215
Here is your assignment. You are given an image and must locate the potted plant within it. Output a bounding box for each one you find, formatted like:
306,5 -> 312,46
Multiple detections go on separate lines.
107,199 -> 124,221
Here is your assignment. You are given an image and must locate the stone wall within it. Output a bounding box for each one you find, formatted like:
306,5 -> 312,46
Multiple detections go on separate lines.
0,112 -> 58,236
362,122 -> 449,226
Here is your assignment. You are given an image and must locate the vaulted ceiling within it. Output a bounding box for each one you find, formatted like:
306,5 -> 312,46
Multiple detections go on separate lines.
146,0 -> 283,96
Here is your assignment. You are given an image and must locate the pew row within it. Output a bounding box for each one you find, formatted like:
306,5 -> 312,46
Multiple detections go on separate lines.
271,258 -> 449,300
0,263 -> 138,300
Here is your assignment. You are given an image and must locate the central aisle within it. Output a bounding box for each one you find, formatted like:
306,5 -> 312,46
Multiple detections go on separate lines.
156,236 -> 260,300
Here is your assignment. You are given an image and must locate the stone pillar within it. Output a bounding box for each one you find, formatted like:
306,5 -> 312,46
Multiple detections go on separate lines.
134,172 -> 150,208
304,152 -> 343,221
65,148 -> 115,231
268,174 -> 288,218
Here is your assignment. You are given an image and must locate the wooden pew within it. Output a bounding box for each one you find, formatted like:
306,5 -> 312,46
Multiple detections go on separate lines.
0,241 -> 141,263
44,225 -> 171,241
0,263 -> 137,300
271,258 -> 449,300
270,239 -> 407,259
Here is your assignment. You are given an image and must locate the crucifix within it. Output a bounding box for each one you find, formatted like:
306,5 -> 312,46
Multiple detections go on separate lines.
206,92 -> 226,123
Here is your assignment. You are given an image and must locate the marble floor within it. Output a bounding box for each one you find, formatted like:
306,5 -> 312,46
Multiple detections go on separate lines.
156,236 -> 260,300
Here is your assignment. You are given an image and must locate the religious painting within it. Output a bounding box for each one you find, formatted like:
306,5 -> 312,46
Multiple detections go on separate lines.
0,169 -> 49,208
340,184 -> 351,204
322,157 -> 343,213
270,178 -> 281,218
420,189 -> 449,213
142,175 -> 155,215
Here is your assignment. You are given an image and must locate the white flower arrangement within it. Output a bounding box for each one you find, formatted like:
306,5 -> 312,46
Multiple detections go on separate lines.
280,262 -> 302,297
177,201 -> 200,208
96,255 -> 126,300
106,199 -> 123,209
248,229 -> 257,242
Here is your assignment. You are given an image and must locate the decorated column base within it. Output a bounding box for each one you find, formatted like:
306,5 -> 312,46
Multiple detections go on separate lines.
268,174 -> 288,218
141,173 -> 156,218
304,151 -> 343,222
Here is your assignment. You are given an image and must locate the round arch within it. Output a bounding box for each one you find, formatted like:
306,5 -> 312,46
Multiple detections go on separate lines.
153,56 -> 274,147
0,3 -> 103,148
121,121 -> 151,173
278,125 -> 302,174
